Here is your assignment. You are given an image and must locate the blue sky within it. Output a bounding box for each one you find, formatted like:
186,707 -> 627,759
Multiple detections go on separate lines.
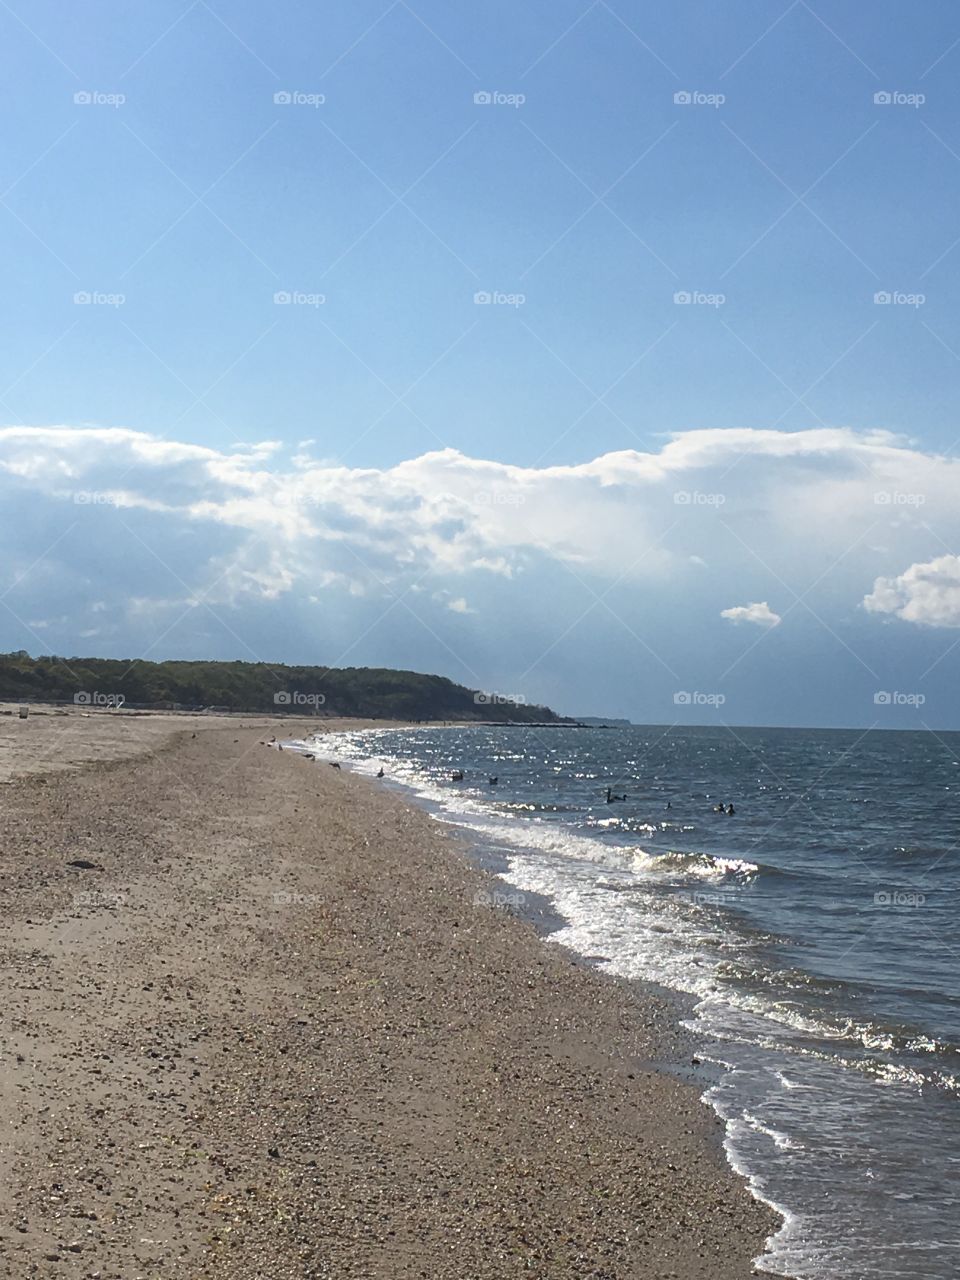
2,2 -> 960,726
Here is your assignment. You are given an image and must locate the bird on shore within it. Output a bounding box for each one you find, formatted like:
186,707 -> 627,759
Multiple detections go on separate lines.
377,767 -> 384,778
329,762 -> 341,770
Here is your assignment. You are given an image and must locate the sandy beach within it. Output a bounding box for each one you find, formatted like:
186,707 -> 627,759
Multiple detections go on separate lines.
0,709 -> 776,1277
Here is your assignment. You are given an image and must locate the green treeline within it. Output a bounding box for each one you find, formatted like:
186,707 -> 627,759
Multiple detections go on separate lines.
0,651 -> 566,723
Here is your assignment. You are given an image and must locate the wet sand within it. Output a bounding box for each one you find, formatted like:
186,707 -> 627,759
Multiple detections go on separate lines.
0,712 -> 776,1277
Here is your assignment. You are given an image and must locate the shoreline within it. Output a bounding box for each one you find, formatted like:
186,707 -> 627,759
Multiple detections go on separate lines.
312,728 -> 782,1240
0,714 -> 778,1277
464,833 -> 723,1089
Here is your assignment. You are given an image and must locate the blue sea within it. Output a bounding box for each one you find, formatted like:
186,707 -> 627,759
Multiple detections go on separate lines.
302,723 -> 960,1279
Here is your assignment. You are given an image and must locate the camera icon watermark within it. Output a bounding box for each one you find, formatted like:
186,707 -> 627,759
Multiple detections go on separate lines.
274,691 -> 326,707
473,90 -> 526,108
873,90 -> 924,108
474,691 -> 527,706
674,90 -> 725,108
273,90 -> 325,107
874,691 -> 925,707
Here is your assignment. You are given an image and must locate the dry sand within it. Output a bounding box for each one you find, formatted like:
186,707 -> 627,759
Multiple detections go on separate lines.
0,709 -> 777,1277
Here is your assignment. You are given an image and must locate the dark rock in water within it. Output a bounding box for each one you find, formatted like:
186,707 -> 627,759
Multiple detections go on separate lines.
67,859 -> 101,870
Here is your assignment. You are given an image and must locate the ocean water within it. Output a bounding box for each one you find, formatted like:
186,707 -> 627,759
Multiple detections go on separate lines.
302,724 -> 960,1280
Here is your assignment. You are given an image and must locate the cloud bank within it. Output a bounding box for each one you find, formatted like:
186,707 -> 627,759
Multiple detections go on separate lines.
0,424 -> 957,722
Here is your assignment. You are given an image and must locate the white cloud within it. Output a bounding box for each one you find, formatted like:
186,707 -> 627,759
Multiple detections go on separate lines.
720,601 -> 782,628
864,554 -> 960,627
0,423 -> 957,668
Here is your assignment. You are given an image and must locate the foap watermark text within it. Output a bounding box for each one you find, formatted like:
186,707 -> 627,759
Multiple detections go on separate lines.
674,691 -> 726,707
75,691 -> 126,708
275,691 -> 326,708
874,691 -> 925,707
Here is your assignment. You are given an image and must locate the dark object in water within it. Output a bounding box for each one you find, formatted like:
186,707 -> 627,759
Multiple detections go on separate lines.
451,770 -> 464,781
489,776 -> 498,785
605,787 -> 626,803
